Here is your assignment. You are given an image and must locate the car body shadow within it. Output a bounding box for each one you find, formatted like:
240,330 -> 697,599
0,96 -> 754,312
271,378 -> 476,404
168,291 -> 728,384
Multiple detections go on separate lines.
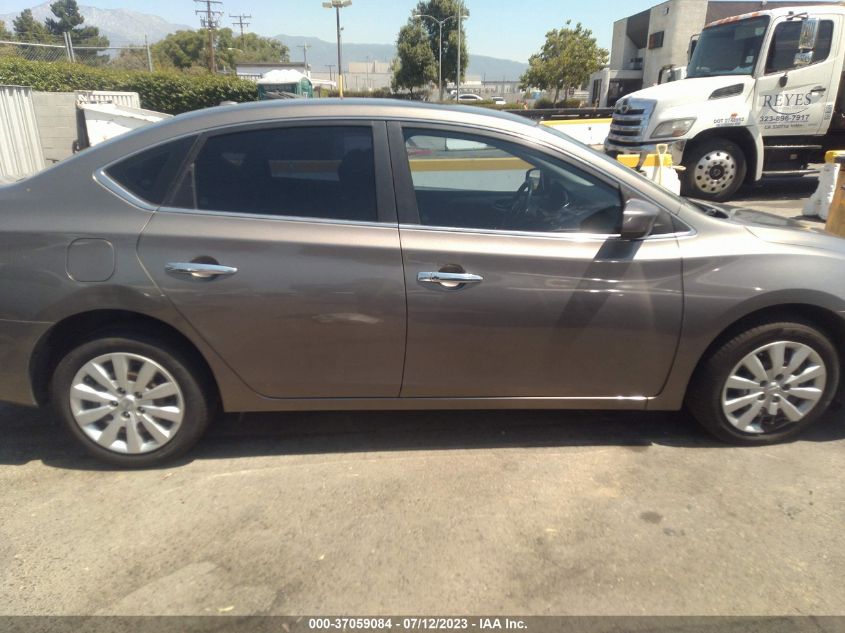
1,403 -> 843,471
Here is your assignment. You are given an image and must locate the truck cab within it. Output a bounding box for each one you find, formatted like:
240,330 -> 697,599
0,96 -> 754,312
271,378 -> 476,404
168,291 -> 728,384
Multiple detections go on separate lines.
605,5 -> 845,200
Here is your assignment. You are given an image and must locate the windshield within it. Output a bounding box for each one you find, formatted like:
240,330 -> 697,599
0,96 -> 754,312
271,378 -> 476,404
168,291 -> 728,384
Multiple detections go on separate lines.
688,16 -> 770,78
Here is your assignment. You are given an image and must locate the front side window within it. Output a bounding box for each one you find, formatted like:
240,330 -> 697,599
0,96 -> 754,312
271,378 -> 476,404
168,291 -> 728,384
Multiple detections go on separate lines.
402,129 -> 622,234
179,126 -> 377,222
687,16 -> 770,78
765,19 -> 833,73
106,135 -> 196,205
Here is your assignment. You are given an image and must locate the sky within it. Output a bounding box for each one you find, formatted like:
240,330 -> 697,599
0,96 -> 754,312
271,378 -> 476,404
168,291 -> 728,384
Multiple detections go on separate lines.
2,0 -> 834,62
0,0 -> 673,61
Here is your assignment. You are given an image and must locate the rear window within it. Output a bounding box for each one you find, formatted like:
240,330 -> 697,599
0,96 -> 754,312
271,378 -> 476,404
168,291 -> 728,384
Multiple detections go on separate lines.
106,136 -> 196,205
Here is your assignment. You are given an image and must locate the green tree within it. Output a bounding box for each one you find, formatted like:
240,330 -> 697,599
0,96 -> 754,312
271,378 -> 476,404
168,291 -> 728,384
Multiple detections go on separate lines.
0,20 -> 11,40
392,21 -> 437,96
231,32 -> 290,64
43,0 -> 109,65
152,30 -> 206,70
45,0 -> 85,36
413,0 -> 468,87
13,9 -> 52,42
520,21 -> 607,103
154,28 -> 290,72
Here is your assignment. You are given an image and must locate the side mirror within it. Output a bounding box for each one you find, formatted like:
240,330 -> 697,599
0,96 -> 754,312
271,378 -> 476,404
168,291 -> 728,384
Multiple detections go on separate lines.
799,18 -> 820,51
526,168 -> 543,193
621,198 -> 661,240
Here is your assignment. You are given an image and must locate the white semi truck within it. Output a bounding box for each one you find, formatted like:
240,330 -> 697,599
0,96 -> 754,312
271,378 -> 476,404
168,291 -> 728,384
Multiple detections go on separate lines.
605,4 -> 845,201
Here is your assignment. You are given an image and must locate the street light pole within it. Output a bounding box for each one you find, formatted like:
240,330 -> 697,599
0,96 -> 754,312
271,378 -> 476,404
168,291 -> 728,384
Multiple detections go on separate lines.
413,13 -> 456,102
456,0 -> 464,99
322,0 -> 352,97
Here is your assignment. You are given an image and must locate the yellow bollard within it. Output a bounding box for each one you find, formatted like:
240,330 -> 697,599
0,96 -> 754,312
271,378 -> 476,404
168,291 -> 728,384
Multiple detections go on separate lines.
825,155 -> 845,237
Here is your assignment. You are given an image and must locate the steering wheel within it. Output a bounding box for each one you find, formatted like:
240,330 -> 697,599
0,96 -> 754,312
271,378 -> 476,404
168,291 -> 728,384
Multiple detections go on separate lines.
510,180 -> 532,215
510,169 -> 544,216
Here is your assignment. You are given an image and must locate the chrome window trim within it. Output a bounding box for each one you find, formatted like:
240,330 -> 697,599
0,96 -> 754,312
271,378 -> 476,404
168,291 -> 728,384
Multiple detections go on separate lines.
398,223 -> 695,241
93,168 -> 157,212
155,205 -> 397,229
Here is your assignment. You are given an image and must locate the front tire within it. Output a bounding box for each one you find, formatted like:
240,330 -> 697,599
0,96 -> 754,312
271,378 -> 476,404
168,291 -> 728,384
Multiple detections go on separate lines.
50,334 -> 212,467
681,138 -> 747,201
687,321 -> 839,445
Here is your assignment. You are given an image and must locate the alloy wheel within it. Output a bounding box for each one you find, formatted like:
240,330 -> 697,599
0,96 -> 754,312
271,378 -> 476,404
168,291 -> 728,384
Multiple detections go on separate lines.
68,352 -> 185,454
721,341 -> 826,434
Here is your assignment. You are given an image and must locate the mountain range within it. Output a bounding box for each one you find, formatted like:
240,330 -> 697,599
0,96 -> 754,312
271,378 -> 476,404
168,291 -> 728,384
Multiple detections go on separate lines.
0,3 -> 528,79
0,2 -> 192,45
276,33 -> 527,81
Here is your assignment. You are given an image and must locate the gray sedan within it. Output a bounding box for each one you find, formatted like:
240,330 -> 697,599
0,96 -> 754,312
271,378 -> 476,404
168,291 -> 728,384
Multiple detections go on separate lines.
1,99 -> 842,466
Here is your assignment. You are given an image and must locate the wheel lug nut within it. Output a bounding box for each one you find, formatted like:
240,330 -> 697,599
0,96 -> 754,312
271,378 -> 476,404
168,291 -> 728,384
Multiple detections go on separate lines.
110,401 -> 118,407
121,411 -> 130,418
117,388 -> 125,395
137,407 -> 145,413
134,393 -> 141,398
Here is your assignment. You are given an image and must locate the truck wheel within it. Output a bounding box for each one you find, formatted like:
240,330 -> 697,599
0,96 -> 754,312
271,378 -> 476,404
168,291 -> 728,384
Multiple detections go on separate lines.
681,138 -> 746,201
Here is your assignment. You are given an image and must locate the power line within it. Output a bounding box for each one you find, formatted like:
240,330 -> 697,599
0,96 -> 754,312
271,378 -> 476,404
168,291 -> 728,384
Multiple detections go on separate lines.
194,0 -> 223,72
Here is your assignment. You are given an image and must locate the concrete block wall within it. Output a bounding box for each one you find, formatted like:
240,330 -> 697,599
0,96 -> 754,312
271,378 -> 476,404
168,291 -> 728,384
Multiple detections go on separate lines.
31,92 -> 78,165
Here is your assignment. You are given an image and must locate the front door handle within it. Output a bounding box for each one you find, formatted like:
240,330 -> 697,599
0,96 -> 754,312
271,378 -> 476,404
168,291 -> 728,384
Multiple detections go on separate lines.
418,271 -> 483,288
166,262 -> 238,279
811,85 -> 826,93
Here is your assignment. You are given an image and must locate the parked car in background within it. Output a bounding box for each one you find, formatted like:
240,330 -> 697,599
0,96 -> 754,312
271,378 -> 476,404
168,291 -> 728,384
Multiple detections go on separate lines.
456,93 -> 485,102
491,96 -> 507,105
1,99 -> 843,466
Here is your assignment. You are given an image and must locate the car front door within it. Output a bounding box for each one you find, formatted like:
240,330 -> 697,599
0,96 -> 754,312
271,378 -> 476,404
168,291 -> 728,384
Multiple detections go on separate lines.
389,123 -> 683,400
755,15 -> 841,136
136,122 -> 407,399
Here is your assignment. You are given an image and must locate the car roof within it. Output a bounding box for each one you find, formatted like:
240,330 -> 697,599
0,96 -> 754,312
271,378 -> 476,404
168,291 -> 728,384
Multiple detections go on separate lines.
89,98 -> 545,156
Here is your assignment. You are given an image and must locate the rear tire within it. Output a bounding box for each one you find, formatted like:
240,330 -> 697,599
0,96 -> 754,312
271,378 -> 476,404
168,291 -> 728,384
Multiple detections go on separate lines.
681,138 -> 747,201
687,321 -> 839,445
50,333 -> 212,467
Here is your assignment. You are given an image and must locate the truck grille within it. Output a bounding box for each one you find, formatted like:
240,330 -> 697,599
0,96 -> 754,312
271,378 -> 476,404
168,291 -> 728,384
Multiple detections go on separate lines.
606,98 -> 655,150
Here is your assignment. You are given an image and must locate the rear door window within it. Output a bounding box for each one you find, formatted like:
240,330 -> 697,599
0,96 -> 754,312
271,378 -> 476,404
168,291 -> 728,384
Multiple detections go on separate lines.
176,126 -> 378,222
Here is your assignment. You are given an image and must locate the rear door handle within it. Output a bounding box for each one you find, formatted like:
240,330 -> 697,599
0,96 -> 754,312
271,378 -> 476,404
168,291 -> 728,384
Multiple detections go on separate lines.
418,271 -> 483,287
811,86 -> 826,93
166,262 -> 238,279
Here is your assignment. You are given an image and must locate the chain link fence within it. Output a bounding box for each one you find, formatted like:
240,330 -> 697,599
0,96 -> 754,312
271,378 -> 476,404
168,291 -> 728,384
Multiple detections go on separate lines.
0,39 -> 153,71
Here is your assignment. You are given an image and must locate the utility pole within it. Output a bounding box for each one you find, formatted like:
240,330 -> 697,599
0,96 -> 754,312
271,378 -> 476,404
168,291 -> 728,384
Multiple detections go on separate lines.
325,63 -> 335,82
230,13 -> 251,50
298,43 -> 311,71
195,0 -> 223,72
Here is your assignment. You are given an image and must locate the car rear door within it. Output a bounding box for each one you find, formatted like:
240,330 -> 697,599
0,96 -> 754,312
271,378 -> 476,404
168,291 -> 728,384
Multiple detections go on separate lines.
136,121 -> 407,399
389,122 -> 684,400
